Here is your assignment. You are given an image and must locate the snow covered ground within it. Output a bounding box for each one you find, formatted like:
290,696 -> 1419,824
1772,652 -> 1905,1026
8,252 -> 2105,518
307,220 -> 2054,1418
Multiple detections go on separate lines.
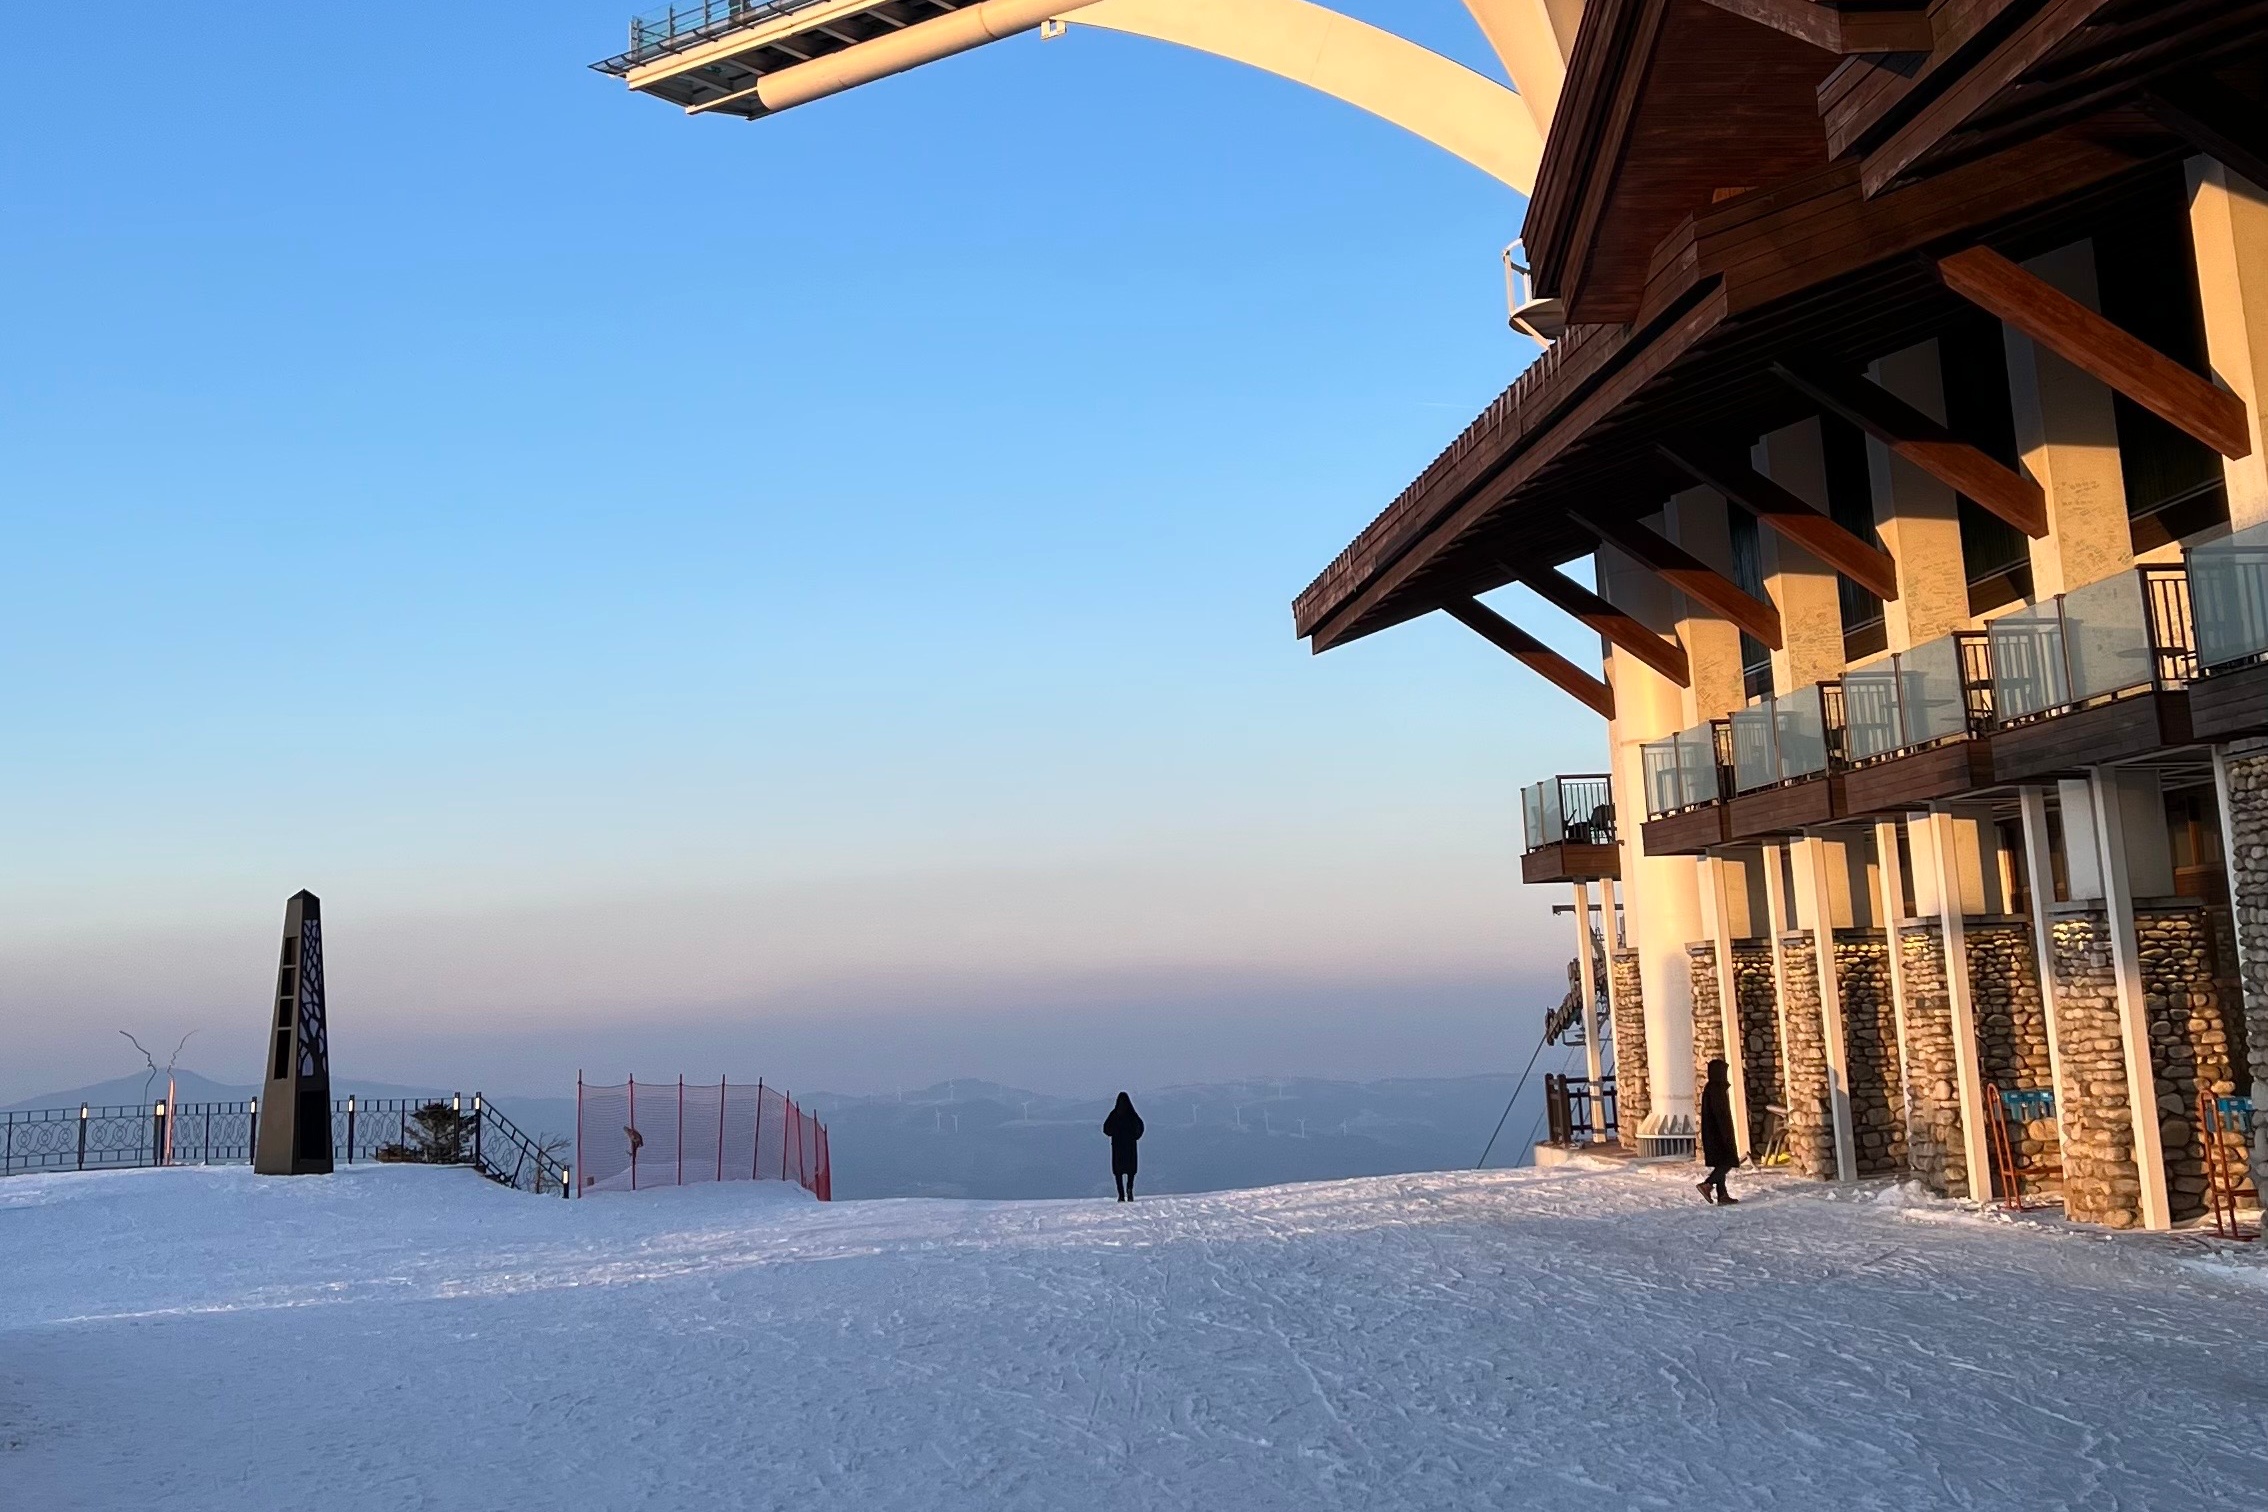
4,1161 -> 2265,1510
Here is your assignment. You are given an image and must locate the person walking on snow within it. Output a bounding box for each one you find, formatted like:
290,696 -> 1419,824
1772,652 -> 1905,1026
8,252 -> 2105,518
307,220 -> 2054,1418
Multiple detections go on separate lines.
1103,1092 -> 1144,1201
1697,1057 -> 1740,1205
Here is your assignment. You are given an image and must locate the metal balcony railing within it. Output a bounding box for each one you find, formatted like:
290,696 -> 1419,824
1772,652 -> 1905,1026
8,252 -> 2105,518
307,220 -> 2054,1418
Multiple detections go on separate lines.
1640,719 -> 1736,820
1985,565 -> 2195,728
1838,630 -> 1996,765
1520,774 -> 1615,852
2187,519 -> 2268,675
596,0 -> 834,74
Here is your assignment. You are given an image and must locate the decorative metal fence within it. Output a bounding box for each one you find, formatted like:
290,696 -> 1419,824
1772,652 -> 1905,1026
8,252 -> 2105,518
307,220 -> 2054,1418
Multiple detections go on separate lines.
576,1075 -> 830,1200
1,1093 -> 570,1197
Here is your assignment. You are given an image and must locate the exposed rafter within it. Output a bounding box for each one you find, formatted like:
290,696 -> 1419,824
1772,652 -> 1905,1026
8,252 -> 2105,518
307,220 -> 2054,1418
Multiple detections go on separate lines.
1771,363 -> 2047,537
1517,567 -> 1693,687
1691,0 -> 1933,55
1937,246 -> 2254,461
1658,448 -> 1902,602
1441,598 -> 1616,718
1571,513 -> 1785,651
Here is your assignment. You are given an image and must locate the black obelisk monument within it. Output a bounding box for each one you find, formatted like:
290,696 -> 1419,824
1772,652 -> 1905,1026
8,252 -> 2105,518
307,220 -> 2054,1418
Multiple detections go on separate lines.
254,890 -> 334,1175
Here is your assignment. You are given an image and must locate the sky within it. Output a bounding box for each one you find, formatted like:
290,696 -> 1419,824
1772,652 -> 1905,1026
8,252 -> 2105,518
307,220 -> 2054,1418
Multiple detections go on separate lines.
0,1 -> 1609,1104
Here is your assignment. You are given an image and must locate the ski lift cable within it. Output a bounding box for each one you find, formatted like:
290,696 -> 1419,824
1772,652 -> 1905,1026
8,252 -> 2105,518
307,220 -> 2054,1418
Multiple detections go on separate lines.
1474,1024 -> 1554,1170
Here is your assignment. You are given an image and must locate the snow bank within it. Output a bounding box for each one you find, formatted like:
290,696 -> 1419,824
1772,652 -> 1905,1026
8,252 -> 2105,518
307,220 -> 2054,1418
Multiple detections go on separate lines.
4,1162 -> 2264,1509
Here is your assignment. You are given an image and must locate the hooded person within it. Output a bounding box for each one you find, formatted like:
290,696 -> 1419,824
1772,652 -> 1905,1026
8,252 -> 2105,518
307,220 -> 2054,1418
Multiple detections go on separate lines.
1102,1092 -> 1145,1202
1698,1058 -> 1740,1205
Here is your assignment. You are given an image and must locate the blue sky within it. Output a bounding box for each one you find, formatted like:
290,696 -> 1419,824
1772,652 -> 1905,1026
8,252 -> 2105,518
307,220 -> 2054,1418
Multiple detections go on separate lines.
0,1 -> 1607,1101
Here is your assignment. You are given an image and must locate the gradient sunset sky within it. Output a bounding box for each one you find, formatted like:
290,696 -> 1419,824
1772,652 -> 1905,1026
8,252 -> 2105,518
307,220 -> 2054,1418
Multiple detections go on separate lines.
0,1 -> 1608,1102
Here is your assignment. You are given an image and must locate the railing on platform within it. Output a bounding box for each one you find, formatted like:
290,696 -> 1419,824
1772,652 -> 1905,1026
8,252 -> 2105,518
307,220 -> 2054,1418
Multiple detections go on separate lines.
575,1075 -> 830,1200
1543,1074 -> 1617,1147
1,1094 -> 570,1196
1985,565 -> 2195,726
1640,719 -> 1733,819
1520,773 -> 1615,851
2187,520 -> 2268,674
597,0 -> 835,73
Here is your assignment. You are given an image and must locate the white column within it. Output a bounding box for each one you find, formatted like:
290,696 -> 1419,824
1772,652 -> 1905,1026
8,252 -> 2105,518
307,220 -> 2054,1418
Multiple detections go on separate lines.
1700,854 -> 1750,1156
1792,835 -> 1858,1182
2016,786 -> 2073,1110
1927,807 -> 1996,1201
2088,768 -> 2173,1231
1873,818 -> 1919,1157
1759,842 -> 1797,1128
1572,879 -> 1607,1139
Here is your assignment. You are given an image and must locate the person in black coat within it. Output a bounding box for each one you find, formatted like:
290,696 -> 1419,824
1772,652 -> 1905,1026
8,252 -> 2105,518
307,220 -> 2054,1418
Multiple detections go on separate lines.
1102,1092 -> 1144,1201
1697,1057 -> 1740,1205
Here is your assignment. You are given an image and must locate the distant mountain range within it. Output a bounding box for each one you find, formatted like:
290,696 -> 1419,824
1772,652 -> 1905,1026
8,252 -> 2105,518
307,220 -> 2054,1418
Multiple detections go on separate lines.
10,1070 -> 1558,1200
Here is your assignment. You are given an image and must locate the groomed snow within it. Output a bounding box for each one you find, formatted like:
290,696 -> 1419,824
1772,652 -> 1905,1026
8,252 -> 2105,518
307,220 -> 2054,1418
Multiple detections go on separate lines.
5,1161 -> 2265,1509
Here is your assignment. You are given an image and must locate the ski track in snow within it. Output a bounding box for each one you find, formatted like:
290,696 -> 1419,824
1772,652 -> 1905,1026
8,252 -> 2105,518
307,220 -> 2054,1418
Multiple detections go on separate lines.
3,1162 -> 2264,1510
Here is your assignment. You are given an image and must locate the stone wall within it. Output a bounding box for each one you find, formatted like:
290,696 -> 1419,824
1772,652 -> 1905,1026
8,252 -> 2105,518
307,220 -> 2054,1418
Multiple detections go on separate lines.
1732,940 -> 1782,1154
1899,924 -> 1968,1198
1689,943 -> 1725,1102
1966,920 -> 2059,1196
1777,931 -> 1837,1179
2136,905 -> 2245,1223
1834,930 -> 1905,1177
2210,739 -> 2268,1194
2047,906 -> 2145,1228
1611,948 -> 1649,1150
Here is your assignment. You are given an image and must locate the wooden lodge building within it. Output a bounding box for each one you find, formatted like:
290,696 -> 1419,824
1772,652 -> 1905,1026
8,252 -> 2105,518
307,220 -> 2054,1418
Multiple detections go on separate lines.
1295,0 -> 2268,1230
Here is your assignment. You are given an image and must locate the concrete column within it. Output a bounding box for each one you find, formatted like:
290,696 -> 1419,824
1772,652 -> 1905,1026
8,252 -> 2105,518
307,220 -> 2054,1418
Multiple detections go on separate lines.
1572,880 -> 1607,1139
1926,807 -> 1996,1200
1791,835 -> 1858,1182
1866,341 -> 1972,650
2059,777 -> 2106,901
1755,418 -> 1850,690
2004,240 -> 2134,599
2015,786 -> 2073,1112
1873,818 -> 1920,1157
1699,854 -> 1751,1156
2087,767 -> 2175,1231
1663,484 -> 1751,722
2187,159 -> 2268,528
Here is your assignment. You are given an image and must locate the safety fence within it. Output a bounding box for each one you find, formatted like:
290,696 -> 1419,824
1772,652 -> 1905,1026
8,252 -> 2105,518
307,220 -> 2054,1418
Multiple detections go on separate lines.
576,1075 -> 830,1200
0,1092 -> 570,1196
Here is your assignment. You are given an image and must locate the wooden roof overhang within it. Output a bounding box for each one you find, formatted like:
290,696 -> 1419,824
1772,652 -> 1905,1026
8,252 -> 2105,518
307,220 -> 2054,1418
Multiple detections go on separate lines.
1293,121 -> 2177,654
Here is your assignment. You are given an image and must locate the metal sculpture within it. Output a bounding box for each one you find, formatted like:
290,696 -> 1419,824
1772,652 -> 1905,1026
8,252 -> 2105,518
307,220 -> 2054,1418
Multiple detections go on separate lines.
253,890 -> 335,1175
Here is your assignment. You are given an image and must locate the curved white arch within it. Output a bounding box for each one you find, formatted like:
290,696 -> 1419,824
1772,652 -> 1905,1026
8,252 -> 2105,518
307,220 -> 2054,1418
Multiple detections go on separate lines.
1065,0 -> 1544,192
1457,0 -> 1580,127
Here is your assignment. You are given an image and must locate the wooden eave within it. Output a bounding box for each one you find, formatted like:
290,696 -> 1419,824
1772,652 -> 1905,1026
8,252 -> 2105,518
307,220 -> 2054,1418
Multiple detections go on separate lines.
1293,123 -> 2172,653
1524,0 -> 1853,324
1822,0 -> 2268,193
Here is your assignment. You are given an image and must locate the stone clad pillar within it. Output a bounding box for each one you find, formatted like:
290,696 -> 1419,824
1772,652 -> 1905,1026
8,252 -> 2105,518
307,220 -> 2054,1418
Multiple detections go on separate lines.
2213,741 -> 2268,1197
1698,854 -> 1752,1153
2084,768 -> 2175,1230
2003,241 -> 2134,599
2187,159 -> 2268,528
1921,809 -> 1996,1199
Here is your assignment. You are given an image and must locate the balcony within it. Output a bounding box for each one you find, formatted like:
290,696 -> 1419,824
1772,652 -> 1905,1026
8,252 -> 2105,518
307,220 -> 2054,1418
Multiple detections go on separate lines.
1520,774 -> 1619,883
1639,721 -> 1733,855
2183,520 -> 2268,740
1983,565 -> 2196,781
1836,631 -> 1999,812
1724,683 -> 1848,838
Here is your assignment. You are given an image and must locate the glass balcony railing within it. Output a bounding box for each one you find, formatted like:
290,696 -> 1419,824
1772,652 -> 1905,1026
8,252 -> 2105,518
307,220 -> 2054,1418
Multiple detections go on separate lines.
1986,566 -> 2194,725
2187,519 -> 2268,673
1729,684 -> 1844,795
1840,631 -> 1993,762
1520,774 -> 1616,852
1640,721 -> 1729,820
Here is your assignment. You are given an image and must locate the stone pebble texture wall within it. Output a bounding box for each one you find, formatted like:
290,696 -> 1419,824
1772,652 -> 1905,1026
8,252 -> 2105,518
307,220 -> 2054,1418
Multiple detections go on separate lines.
2215,742 -> 2268,1196
2048,907 -> 2145,1228
1777,932 -> 1838,1179
1611,948 -> 1649,1150
1898,925 -> 1967,1197
1834,931 -> 1905,1177
2135,905 -> 2247,1223
1688,943 -> 1726,1107
1966,921 -> 2059,1198
1733,941 -> 1783,1154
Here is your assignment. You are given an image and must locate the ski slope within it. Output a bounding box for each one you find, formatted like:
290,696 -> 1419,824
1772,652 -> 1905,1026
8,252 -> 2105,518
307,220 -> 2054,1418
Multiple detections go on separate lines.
4,1160 -> 2264,1510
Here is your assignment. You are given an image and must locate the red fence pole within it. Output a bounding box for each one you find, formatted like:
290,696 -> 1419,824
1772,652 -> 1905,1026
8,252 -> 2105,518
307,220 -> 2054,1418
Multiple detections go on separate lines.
576,1072 -> 584,1199
676,1075 -> 685,1188
629,1075 -> 638,1191
716,1075 -> 727,1182
751,1078 -> 765,1181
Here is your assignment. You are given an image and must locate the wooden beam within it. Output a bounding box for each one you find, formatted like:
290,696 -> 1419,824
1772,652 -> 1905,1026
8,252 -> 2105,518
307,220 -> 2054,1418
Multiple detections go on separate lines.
1772,362 -> 2047,537
1571,512 -> 1784,650
1937,245 -> 2254,461
2144,79 -> 2268,198
1690,0 -> 1932,54
1441,598 -> 1615,719
1517,567 -> 1692,687
1658,447 -> 1902,601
